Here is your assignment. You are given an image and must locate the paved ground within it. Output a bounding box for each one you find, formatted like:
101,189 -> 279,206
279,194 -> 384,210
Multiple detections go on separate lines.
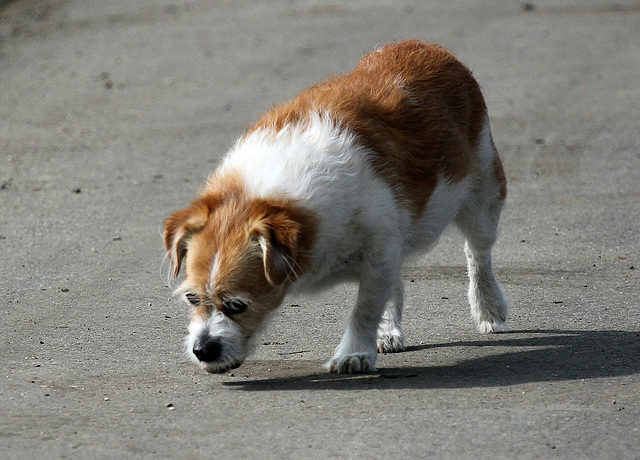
1,0 -> 639,458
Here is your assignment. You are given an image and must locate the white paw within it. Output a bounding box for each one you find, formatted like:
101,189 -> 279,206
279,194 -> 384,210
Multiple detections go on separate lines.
477,319 -> 509,334
376,330 -> 406,353
326,353 -> 376,374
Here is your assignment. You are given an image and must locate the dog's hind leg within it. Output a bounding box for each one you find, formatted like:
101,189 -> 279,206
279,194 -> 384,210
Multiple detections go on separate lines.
376,277 -> 406,353
455,123 -> 509,333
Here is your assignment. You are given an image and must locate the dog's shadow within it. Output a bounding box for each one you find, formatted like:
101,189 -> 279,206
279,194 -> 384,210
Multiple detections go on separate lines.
222,329 -> 640,391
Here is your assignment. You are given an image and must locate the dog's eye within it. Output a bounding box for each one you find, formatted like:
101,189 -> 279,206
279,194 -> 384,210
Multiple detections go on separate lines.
185,293 -> 200,305
222,299 -> 248,315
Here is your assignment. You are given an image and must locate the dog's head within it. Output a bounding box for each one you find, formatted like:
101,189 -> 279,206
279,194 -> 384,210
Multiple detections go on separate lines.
164,190 -> 317,373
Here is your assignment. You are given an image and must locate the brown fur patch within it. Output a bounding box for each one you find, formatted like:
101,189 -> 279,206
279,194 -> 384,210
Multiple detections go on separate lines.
164,175 -> 319,333
245,41 -> 488,217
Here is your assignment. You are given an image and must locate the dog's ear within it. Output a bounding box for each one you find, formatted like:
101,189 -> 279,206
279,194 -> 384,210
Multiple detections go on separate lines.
164,202 -> 209,278
252,214 -> 301,286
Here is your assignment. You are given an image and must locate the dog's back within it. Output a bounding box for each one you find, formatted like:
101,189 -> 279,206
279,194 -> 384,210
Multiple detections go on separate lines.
216,41 -> 504,283
246,41 -> 492,212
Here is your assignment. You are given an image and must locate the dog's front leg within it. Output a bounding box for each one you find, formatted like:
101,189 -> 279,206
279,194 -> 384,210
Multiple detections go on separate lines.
327,255 -> 397,373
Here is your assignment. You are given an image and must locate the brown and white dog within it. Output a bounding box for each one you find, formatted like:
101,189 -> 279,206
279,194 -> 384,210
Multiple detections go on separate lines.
164,40 -> 509,374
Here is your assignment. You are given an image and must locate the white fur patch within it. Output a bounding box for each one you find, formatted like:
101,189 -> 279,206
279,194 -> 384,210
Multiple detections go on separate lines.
185,310 -> 246,373
207,253 -> 219,294
476,114 -> 497,170
406,175 -> 472,254
220,113 -> 362,201
219,113 -> 403,289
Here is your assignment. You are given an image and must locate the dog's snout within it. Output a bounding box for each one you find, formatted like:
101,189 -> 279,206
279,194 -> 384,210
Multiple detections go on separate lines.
192,338 -> 222,363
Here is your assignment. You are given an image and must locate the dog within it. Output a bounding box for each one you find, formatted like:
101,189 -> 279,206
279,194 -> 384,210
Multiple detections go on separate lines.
164,40 -> 509,374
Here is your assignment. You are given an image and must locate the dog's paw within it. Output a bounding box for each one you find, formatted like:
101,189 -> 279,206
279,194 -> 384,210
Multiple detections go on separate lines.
376,330 -> 406,353
326,353 -> 376,374
477,319 -> 509,334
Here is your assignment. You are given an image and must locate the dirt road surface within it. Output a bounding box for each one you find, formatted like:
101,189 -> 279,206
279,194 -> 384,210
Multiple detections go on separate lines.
1,1 -> 639,458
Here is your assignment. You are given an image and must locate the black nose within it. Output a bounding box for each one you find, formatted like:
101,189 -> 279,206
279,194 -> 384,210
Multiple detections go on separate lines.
192,338 -> 222,363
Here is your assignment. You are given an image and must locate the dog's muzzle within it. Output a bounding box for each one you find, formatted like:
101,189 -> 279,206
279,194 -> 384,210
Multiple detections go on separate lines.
187,313 -> 246,373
